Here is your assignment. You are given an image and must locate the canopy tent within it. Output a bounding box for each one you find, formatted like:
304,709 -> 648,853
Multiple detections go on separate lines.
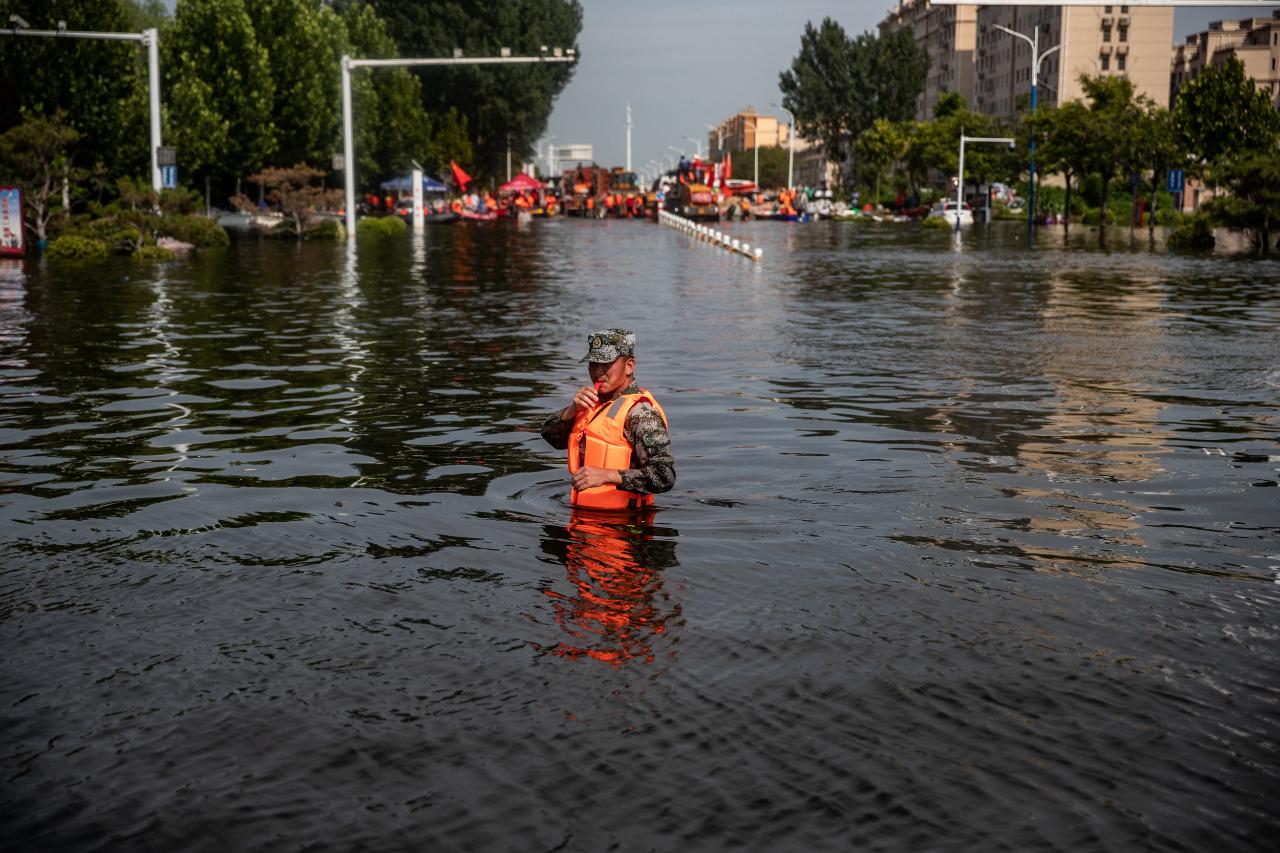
498,173 -> 543,193
379,174 -> 448,194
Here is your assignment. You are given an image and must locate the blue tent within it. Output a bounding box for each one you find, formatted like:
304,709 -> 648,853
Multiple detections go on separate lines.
379,173 -> 448,194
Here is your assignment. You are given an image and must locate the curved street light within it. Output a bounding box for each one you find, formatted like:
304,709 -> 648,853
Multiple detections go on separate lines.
991,23 -> 1061,243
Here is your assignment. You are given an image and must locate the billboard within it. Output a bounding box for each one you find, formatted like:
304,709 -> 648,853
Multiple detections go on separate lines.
0,187 -> 24,258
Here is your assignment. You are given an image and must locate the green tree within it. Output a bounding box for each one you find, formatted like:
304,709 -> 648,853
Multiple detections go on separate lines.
0,1 -> 149,183
742,146 -> 789,190
0,112 -> 83,243
779,20 -> 928,185
363,0 -> 582,180
854,119 -> 910,204
1135,104 -> 1185,242
1032,101 -> 1091,236
164,0 -> 275,196
121,0 -> 169,30
1174,56 -> 1280,170
1206,146 -> 1280,253
1077,75 -> 1144,241
341,2 -> 436,184
247,0 -> 348,169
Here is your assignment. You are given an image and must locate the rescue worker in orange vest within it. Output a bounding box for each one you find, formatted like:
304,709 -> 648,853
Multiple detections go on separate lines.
541,329 -> 675,510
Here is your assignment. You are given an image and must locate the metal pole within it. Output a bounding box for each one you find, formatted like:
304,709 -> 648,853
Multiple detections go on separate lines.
342,55 -> 356,238
626,104 -> 633,172
339,50 -> 575,240
1,25 -> 162,194
144,28 -> 162,195
1029,27 -> 1037,243
956,133 -> 966,231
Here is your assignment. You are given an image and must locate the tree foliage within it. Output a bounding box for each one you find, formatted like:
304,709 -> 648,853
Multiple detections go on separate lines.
0,1 -> 149,181
779,19 -> 928,180
1174,56 -> 1280,169
164,0 -> 276,190
362,0 -> 582,181
0,112 -> 83,242
232,165 -> 344,237
1206,146 -> 1280,252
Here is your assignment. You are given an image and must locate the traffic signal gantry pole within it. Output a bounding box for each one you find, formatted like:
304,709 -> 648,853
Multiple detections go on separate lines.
2,17 -> 164,195
340,47 -> 576,239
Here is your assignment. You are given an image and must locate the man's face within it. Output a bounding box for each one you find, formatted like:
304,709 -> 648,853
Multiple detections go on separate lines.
588,356 -> 633,393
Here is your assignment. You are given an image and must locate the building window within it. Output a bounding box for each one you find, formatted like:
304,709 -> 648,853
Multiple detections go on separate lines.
1101,54 -> 1110,71
1103,26 -> 1112,43
1119,26 -> 1128,43
1105,5 -> 1113,12
1121,5 -> 1129,12
1118,54 -> 1126,71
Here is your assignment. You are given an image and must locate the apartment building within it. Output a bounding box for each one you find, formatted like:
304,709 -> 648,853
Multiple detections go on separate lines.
879,1 -> 977,121
1171,10 -> 1280,108
707,109 -> 783,161
974,4 -> 1174,123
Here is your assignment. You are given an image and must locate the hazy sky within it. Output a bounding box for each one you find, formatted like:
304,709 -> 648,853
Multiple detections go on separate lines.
546,2 -> 1277,171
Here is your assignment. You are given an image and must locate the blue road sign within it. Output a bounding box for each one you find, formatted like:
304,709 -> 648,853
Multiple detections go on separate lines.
162,165 -> 177,190
1167,170 -> 1185,193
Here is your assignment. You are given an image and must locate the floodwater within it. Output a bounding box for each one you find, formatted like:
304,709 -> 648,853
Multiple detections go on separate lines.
2,220 -> 1278,852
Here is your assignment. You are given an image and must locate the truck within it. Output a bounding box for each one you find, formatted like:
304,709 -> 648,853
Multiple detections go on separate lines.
559,163 -> 610,217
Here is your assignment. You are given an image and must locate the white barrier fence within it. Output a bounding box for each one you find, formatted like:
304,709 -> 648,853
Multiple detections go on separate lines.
658,210 -> 762,262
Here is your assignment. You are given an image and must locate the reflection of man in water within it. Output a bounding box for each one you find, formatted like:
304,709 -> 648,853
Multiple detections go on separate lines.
539,509 -> 681,666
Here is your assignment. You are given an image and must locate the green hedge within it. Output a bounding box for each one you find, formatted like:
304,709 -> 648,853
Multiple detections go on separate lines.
1167,214 -> 1216,251
132,245 -> 176,262
357,216 -> 407,237
158,214 -> 230,248
45,235 -> 111,259
921,216 -> 953,231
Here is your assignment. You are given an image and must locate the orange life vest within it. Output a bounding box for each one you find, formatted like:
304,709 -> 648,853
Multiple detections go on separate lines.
568,390 -> 668,510
450,199 -> 463,214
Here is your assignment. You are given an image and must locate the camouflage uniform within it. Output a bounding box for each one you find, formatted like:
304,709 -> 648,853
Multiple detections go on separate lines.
541,329 -> 676,495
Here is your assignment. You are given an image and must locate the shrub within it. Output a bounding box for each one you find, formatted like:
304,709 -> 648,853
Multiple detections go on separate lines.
357,216 -> 407,237
132,245 -> 176,262
302,218 -> 343,241
45,235 -> 110,259
922,215 -> 953,231
159,186 -> 204,216
157,214 -> 229,248
1167,214 -> 1216,251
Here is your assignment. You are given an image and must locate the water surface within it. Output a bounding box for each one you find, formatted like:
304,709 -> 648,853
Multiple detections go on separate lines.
2,221 -> 1278,851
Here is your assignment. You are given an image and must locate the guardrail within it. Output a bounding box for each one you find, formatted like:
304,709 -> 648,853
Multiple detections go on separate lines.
658,210 -> 762,262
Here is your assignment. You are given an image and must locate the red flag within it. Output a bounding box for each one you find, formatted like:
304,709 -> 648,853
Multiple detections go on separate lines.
450,161 -> 472,190
723,152 -> 731,182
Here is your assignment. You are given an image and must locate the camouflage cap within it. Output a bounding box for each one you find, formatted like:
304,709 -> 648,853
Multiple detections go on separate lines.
580,328 -> 636,363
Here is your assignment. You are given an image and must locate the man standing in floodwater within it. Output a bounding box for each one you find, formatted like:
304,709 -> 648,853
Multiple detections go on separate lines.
541,329 -> 675,510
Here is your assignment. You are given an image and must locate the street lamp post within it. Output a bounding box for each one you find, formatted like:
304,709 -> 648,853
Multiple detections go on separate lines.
683,136 -> 702,159
341,48 -> 576,238
992,23 -> 1060,243
753,115 -> 760,188
957,133 -> 1016,231
626,104 -> 633,172
772,102 -> 795,190
2,20 -> 164,195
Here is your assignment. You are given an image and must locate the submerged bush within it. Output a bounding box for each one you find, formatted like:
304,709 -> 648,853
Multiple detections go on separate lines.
45,235 -> 110,259
158,214 -> 229,248
302,218 -> 343,241
1167,214 -> 1216,251
922,216 -> 953,231
357,216 -> 407,237
132,245 -> 176,262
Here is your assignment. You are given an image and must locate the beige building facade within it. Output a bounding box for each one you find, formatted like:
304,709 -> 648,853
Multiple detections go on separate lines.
880,1 -> 978,121
707,109 -> 783,161
974,4 -> 1174,123
1171,11 -> 1280,109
